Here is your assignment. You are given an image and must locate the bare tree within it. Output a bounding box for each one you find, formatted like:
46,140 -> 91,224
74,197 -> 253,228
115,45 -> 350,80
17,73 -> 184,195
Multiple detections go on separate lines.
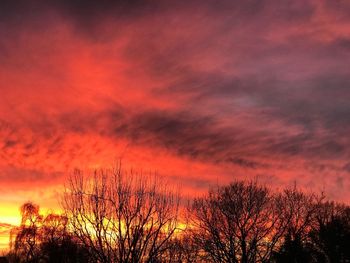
278,186 -> 321,242
8,203 -> 89,263
190,181 -> 287,263
41,213 -> 68,245
62,166 -> 181,263
313,200 -> 348,229
308,201 -> 350,263
272,186 -> 322,262
10,202 -> 43,263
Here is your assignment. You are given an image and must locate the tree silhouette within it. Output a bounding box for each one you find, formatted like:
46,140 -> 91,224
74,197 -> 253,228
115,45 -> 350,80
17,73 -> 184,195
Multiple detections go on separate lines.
273,197 -> 350,263
273,231 -> 314,263
10,202 -> 42,262
7,178 -> 350,263
62,167 -> 181,263
310,203 -> 350,262
190,181 -> 287,263
8,204 -> 88,263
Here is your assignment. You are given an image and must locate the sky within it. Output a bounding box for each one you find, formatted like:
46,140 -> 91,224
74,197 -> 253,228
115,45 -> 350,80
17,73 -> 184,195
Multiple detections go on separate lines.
1,0 -> 350,249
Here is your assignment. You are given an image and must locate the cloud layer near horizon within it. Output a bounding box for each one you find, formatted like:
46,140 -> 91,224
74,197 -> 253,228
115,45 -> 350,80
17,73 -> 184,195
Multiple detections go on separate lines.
1,0 -> 350,218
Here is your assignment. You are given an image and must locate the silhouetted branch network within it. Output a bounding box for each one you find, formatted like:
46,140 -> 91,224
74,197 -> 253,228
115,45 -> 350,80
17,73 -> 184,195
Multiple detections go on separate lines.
6,168 -> 350,263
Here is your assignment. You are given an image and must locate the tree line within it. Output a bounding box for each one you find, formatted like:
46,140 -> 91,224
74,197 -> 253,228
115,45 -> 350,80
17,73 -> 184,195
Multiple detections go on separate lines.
5,167 -> 350,263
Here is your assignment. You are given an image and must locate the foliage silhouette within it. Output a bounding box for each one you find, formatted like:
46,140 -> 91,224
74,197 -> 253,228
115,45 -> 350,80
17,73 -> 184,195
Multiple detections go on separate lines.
8,203 -> 89,263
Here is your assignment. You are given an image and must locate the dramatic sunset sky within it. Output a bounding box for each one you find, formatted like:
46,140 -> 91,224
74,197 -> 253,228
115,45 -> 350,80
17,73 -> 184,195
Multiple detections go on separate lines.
1,0 -> 350,249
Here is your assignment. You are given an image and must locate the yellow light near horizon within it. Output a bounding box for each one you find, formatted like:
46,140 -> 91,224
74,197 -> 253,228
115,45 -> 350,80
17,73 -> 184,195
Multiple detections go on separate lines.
0,204 -> 21,225
0,217 -> 20,253
0,202 -> 63,253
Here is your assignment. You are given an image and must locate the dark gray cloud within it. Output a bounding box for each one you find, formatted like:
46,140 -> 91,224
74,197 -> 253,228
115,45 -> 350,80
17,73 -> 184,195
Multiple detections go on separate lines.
0,166 -> 63,183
